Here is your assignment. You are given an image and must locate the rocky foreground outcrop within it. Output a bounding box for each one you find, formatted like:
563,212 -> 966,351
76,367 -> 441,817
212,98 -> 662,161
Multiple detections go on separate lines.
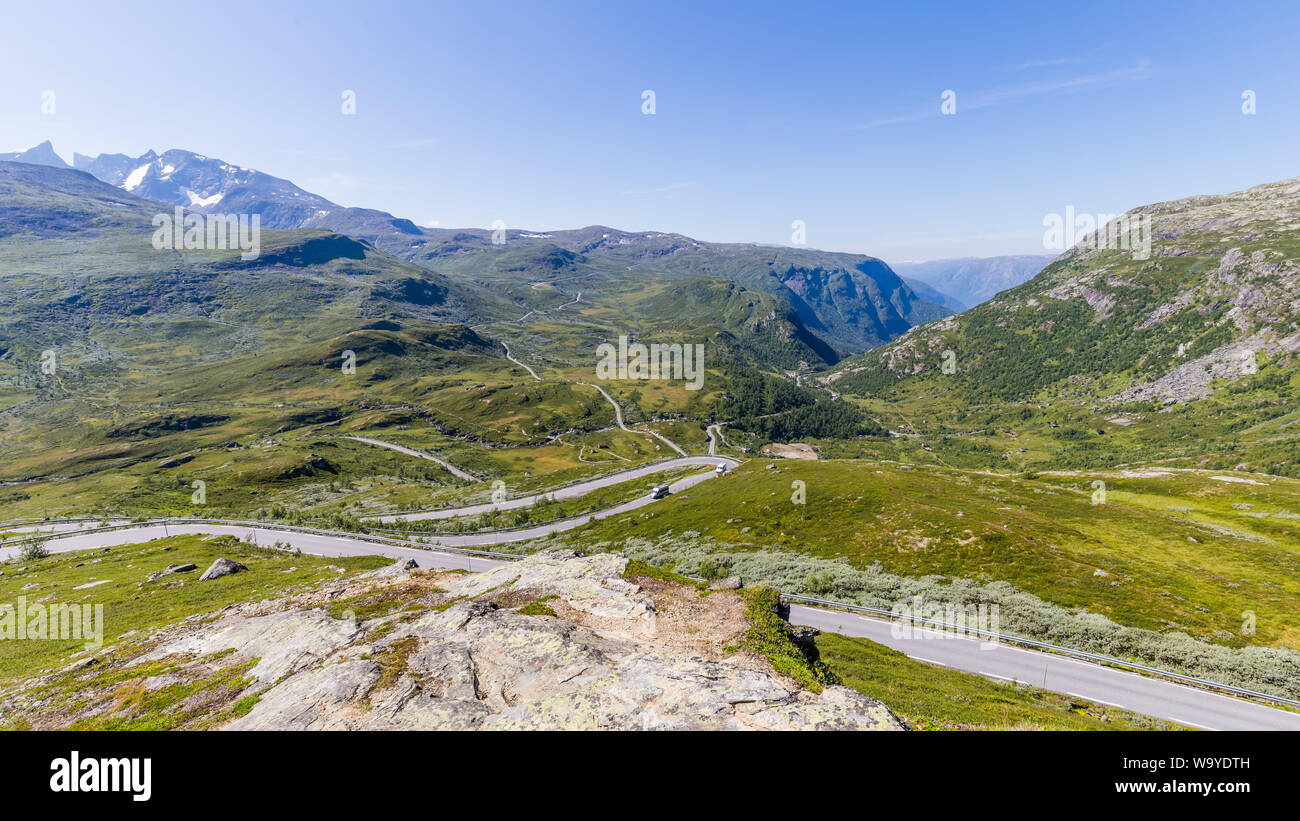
128,550 -> 902,731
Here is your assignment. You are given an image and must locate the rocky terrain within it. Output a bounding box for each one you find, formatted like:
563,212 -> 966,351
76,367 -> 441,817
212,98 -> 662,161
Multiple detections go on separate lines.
832,176 -> 1300,404
5,550 -> 901,731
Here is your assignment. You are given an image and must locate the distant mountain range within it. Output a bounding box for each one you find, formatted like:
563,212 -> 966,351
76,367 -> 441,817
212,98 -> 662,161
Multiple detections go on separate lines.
891,255 -> 1056,308
3,141 -> 964,357
897,276 -> 968,313
396,226 -> 954,354
0,140 -> 70,169
1,141 -> 420,240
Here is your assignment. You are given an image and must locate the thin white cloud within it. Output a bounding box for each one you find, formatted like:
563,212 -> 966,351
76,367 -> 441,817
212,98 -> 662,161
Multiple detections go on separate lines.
967,58 -> 1153,109
620,180 -> 700,196
844,111 -> 935,131
1005,57 -> 1080,71
843,59 -> 1154,132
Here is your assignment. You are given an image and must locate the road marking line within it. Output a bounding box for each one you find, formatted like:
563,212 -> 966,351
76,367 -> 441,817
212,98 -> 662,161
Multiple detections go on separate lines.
909,656 -> 946,666
1001,645 -> 1296,713
1169,717 -> 1219,731
979,671 -> 1013,681
1066,692 -> 1126,709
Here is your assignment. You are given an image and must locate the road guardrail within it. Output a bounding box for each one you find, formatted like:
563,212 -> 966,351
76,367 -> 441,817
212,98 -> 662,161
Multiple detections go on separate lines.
783,592 -> 1300,708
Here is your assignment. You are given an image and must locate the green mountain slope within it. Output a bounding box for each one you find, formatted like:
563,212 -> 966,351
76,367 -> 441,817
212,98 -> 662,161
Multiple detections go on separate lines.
392,226 -> 949,357
0,164 -> 525,491
827,175 -> 1300,476
0,163 -> 876,518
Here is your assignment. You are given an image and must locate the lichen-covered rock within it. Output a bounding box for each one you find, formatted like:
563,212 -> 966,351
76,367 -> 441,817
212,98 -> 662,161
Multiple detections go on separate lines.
742,685 -> 903,731
138,609 -> 361,688
443,549 -> 655,625
362,558 -> 420,580
135,550 -> 902,731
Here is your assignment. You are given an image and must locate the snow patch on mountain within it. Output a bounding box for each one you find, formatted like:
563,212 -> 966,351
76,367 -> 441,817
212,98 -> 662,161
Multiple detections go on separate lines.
123,164 -> 150,191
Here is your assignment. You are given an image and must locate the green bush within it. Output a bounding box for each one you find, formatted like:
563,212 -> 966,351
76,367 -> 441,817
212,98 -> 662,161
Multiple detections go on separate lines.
16,537 -> 49,562
739,586 -> 837,692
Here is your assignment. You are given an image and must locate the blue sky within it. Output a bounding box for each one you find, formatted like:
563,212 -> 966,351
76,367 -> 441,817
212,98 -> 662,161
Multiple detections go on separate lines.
2,0 -> 1298,261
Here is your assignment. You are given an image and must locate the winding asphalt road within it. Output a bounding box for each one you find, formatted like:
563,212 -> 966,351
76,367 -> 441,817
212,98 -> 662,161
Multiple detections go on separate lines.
6,518 -> 1299,729
501,342 -> 540,381
343,436 -> 479,482
4,519 -> 133,534
370,455 -> 738,525
706,423 -> 728,456
0,523 -> 495,571
578,381 -> 688,456
791,605 -> 1300,731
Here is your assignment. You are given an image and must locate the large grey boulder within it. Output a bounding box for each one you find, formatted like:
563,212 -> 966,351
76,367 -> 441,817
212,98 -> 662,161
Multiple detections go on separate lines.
443,549 -> 654,624
199,557 -> 248,581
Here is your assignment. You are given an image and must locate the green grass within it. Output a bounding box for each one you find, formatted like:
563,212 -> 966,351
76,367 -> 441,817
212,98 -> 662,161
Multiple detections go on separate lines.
576,458 -> 1300,649
816,632 -> 1177,730
517,595 -> 559,616
0,534 -> 388,680
66,656 -> 259,731
622,558 -> 707,589
736,586 -> 836,692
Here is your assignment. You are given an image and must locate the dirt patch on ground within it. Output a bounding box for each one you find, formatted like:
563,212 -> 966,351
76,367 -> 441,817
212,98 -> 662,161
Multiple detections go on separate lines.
768,443 -> 818,460
622,575 -> 756,664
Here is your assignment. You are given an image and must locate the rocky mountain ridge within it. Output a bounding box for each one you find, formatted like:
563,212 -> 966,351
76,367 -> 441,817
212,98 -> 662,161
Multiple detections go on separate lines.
832,175 -> 1300,404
